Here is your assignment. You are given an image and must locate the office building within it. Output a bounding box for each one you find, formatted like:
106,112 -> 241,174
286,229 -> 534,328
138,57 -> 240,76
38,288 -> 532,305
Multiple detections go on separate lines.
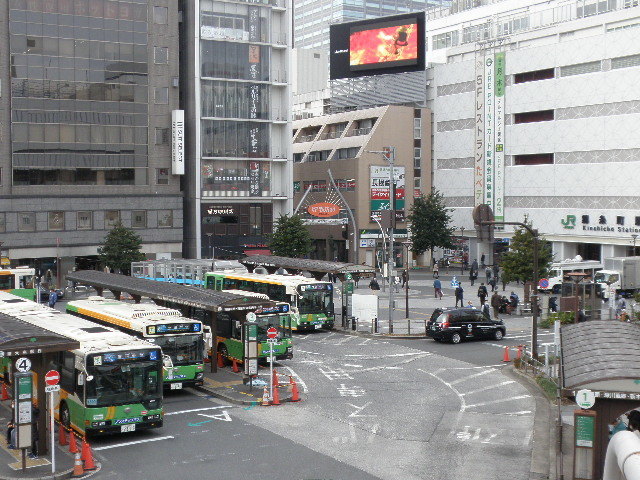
0,0 -> 182,279
180,0 -> 293,259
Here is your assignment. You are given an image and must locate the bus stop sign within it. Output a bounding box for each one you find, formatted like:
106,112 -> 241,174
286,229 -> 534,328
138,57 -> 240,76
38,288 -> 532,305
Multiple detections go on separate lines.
266,327 -> 278,339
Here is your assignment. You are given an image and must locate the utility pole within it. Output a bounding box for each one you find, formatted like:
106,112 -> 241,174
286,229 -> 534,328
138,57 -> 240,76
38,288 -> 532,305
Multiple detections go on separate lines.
386,147 -> 396,334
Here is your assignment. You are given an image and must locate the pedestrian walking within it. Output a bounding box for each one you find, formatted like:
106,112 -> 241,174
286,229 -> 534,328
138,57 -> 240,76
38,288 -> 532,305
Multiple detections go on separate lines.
433,279 -> 443,299
485,267 -> 492,283
549,296 -> 558,313
481,302 -> 491,319
489,276 -> 497,292
492,264 -> 499,279
480,254 -> 485,268
401,270 -> 408,288
369,277 -> 380,291
477,283 -> 488,305
432,261 -> 439,279
455,284 -> 464,307
491,291 -> 501,320
469,268 -> 476,286
393,275 -> 400,293
48,289 -> 58,308
471,259 -> 478,273
502,276 -> 508,292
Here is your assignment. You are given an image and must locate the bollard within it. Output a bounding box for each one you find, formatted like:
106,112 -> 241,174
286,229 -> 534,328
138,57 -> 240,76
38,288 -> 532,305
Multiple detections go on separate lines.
407,319 -> 411,335
374,317 -> 378,333
351,316 -> 357,331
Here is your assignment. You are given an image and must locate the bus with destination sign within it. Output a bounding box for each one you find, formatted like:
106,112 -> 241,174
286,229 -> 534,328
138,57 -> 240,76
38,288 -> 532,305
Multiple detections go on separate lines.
0,267 -> 37,300
215,289 -> 293,363
66,297 -> 205,390
204,272 -> 334,331
0,292 -> 163,436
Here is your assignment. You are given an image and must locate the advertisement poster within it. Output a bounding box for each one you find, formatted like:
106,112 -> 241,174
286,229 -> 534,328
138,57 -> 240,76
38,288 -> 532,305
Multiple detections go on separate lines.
350,23 -> 418,69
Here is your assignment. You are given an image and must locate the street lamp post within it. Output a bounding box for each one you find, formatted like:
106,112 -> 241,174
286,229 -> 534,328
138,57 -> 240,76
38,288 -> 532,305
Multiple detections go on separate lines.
402,241 -> 412,319
632,234 -> 639,255
460,227 -> 465,275
371,215 -> 387,292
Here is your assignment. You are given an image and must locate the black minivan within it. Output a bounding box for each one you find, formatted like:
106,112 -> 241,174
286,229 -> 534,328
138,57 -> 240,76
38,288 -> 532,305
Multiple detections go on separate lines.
426,307 -> 506,344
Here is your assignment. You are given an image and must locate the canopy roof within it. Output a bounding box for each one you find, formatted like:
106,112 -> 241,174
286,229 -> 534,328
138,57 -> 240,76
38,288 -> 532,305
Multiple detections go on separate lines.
239,255 -> 375,280
0,311 -> 79,355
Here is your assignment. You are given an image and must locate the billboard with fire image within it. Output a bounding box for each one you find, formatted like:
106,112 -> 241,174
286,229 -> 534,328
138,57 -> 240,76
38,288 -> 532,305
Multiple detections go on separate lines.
349,23 -> 418,70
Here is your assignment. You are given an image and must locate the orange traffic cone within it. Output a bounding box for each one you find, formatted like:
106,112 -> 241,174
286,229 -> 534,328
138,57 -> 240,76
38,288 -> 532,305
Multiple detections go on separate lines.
70,452 -> 84,477
272,368 -> 279,387
271,381 -> 281,406
289,378 -> 300,403
261,386 -> 270,407
502,346 -> 511,362
69,432 -> 79,454
1,384 -> 9,401
516,345 -> 524,360
232,358 -> 240,373
81,438 -> 97,471
217,353 -> 224,368
58,424 -> 68,446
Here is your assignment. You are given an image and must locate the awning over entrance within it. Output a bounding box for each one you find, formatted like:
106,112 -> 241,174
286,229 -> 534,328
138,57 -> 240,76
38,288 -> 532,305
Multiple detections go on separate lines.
239,255 -> 376,280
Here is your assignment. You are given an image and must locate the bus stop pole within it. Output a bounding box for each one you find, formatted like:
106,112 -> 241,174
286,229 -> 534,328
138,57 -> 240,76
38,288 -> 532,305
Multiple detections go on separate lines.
50,390 -> 55,474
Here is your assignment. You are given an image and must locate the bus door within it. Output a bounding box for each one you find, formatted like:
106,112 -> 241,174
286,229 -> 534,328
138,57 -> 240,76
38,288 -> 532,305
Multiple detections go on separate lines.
215,277 -> 224,291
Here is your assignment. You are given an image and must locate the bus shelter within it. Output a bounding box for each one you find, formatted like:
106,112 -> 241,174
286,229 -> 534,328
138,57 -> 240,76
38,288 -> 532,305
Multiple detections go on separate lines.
561,320 -> 640,479
66,270 -> 281,372
0,312 -> 80,457
239,255 -> 375,282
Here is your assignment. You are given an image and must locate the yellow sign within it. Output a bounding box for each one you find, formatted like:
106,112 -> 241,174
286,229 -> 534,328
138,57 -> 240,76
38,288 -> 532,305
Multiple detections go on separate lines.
0,257 -> 10,266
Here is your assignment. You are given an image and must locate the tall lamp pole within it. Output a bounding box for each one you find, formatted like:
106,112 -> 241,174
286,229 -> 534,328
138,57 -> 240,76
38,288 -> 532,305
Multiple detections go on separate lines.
402,241 -> 412,319
460,227 -> 465,274
632,234 -> 639,256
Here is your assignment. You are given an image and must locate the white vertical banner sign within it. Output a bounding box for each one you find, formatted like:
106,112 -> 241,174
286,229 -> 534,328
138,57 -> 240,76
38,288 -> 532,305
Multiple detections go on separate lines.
493,52 -> 506,222
474,52 -> 485,207
483,53 -> 495,210
171,109 -> 185,175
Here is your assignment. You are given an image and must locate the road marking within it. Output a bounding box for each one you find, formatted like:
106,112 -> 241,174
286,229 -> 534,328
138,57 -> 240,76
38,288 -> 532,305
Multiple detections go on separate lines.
279,365 -> 309,393
165,406 -> 231,416
297,349 -> 325,356
448,368 -> 496,386
465,395 -> 531,409
460,381 -> 516,396
335,336 -> 356,345
503,411 -> 533,416
93,436 -> 175,451
344,364 -> 363,368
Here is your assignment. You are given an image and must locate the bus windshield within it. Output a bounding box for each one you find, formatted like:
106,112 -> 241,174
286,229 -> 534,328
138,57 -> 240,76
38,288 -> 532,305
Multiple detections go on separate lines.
255,314 -> 289,340
298,287 -> 333,315
87,361 -> 161,407
152,334 -> 203,366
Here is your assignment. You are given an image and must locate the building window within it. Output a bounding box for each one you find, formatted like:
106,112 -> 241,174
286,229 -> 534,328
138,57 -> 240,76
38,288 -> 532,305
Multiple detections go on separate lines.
514,68 -> 555,84
0,213 -> 5,233
414,157 -> 421,169
636,216 -> 640,227
153,6 -> 168,24
617,216 -> 625,226
154,47 -> 168,64
158,210 -> 173,228
154,87 -> 169,104
132,211 -> 147,229
18,212 -> 36,232
155,128 -> 170,145
249,205 -> 262,235
433,30 -> 459,50
156,168 -> 169,185
559,61 -> 601,77
48,211 -> 64,231
514,110 -> 554,124
414,148 -> 421,158
612,54 -> 640,70
77,212 -> 92,230
514,153 -> 554,165
105,210 -> 120,228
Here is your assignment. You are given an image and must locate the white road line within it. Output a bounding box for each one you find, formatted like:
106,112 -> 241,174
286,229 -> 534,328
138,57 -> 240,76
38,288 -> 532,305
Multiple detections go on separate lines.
93,436 -> 175,451
335,336 -> 356,345
296,349 -> 325,356
344,364 -> 363,368
442,364 -> 506,370
460,381 -> 516,396
448,368 -> 496,386
503,411 -> 533,416
280,365 -> 309,393
465,395 -> 531,409
165,406 -> 231,416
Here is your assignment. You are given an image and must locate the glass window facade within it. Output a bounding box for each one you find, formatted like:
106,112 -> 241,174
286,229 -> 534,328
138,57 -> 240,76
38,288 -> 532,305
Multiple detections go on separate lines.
201,160 -> 271,195
201,81 -> 269,120
201,120 -> 269,158
9,0 -> 149,185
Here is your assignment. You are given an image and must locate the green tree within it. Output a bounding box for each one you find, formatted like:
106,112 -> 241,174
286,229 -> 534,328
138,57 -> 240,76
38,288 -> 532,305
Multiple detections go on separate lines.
500,223 -> 553,284
407,191 -> 455,257
97,222 -> 146,274
268,214 -> 312,258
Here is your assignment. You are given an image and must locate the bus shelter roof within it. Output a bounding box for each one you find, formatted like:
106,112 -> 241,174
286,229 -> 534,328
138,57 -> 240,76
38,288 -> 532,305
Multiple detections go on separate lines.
561,320 -> 640,392
0,311 -> 80,356
67,270 -> 274,312
239,255 -> 376,280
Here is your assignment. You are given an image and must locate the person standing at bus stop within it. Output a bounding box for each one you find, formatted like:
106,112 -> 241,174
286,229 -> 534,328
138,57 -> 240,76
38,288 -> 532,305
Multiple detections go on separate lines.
48,289 -> 58,308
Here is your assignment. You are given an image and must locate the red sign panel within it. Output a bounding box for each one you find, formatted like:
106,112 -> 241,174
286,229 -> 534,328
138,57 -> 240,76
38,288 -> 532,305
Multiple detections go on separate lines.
45,370 -> 60,386
307,202 -> 340,218
266,327 -> 278,339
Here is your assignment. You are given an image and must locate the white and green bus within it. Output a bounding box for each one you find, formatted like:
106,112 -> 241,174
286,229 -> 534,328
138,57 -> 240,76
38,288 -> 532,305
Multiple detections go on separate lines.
66,297 -> 205,390
205,272 -> 334,331
0,292 -> 163,436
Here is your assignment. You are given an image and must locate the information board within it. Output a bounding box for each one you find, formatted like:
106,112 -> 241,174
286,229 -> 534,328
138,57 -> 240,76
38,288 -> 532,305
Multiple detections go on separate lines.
575,414 -> 595,447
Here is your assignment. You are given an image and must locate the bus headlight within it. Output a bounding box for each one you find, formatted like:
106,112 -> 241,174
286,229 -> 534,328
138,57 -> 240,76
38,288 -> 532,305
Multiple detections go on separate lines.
91,421 -> 107,427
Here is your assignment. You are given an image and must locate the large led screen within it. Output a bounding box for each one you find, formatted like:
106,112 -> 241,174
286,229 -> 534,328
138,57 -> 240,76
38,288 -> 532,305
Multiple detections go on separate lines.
330,12 -> 425,80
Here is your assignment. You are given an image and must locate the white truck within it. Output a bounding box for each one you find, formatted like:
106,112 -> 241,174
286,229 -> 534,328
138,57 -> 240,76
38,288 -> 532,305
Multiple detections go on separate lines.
538,257 -> 603,293
595,256 -> 640,299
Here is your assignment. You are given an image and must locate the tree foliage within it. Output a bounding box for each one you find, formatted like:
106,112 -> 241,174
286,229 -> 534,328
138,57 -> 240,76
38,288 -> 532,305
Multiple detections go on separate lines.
407,191 -> 455,256
500,223 -> 553,284
268,214 -> 312,258
97,222 -> 146,274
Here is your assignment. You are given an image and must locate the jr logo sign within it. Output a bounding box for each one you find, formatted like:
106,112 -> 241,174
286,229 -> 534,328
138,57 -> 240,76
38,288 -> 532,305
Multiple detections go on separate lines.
561,214 -> 576,229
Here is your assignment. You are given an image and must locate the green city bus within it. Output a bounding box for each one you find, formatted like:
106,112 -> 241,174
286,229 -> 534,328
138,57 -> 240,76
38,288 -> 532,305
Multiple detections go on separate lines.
205,272 -> 334,331
0,267 -> 37,300
0,292 -> 163,436
66,297 -> 205,390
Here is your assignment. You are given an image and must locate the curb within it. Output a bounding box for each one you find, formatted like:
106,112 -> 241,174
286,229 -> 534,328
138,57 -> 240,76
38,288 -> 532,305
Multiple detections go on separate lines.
505,365 -> 556,480
0,466 -> 75,480
335,327 -> 427,340
197,383 -> 296,407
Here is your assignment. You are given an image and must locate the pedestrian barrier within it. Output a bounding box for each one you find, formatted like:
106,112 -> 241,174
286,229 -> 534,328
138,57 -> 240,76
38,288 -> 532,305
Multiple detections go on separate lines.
261,386 -> 270,407
81,438 -> 97,471
231,358 -> 240,373
58,424 -> 68,446
502,346 -> 511,362
289,376 -> 300,403
71,452 -> 84,478
516,344 -> 524,360
1,383 -> 9,401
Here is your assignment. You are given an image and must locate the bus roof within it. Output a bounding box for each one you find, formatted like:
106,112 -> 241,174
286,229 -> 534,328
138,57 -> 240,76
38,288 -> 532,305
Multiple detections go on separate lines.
67,297 -> 201,333
222,289 -> 270,300
207,272 -> 330,289
0,292 -> 156,355
0,267 -> 35,275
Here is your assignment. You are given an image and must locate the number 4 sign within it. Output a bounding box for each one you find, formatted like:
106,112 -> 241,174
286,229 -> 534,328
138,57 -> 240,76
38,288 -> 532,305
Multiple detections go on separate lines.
15,357 -> 32,373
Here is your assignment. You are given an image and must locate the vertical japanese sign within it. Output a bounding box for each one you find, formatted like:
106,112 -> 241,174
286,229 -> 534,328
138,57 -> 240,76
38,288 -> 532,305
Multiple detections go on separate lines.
370,166 -> 405,221
249,161 -> 261,196
483,54 -> 494,209
171,110 -> 185,175
494,52 -> 506,222
474,53 -> 484,207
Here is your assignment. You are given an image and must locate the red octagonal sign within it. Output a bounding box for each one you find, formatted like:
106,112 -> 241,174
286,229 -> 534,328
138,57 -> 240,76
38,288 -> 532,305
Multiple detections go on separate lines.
266,327 -> 278,339
45,370 -> 60,386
